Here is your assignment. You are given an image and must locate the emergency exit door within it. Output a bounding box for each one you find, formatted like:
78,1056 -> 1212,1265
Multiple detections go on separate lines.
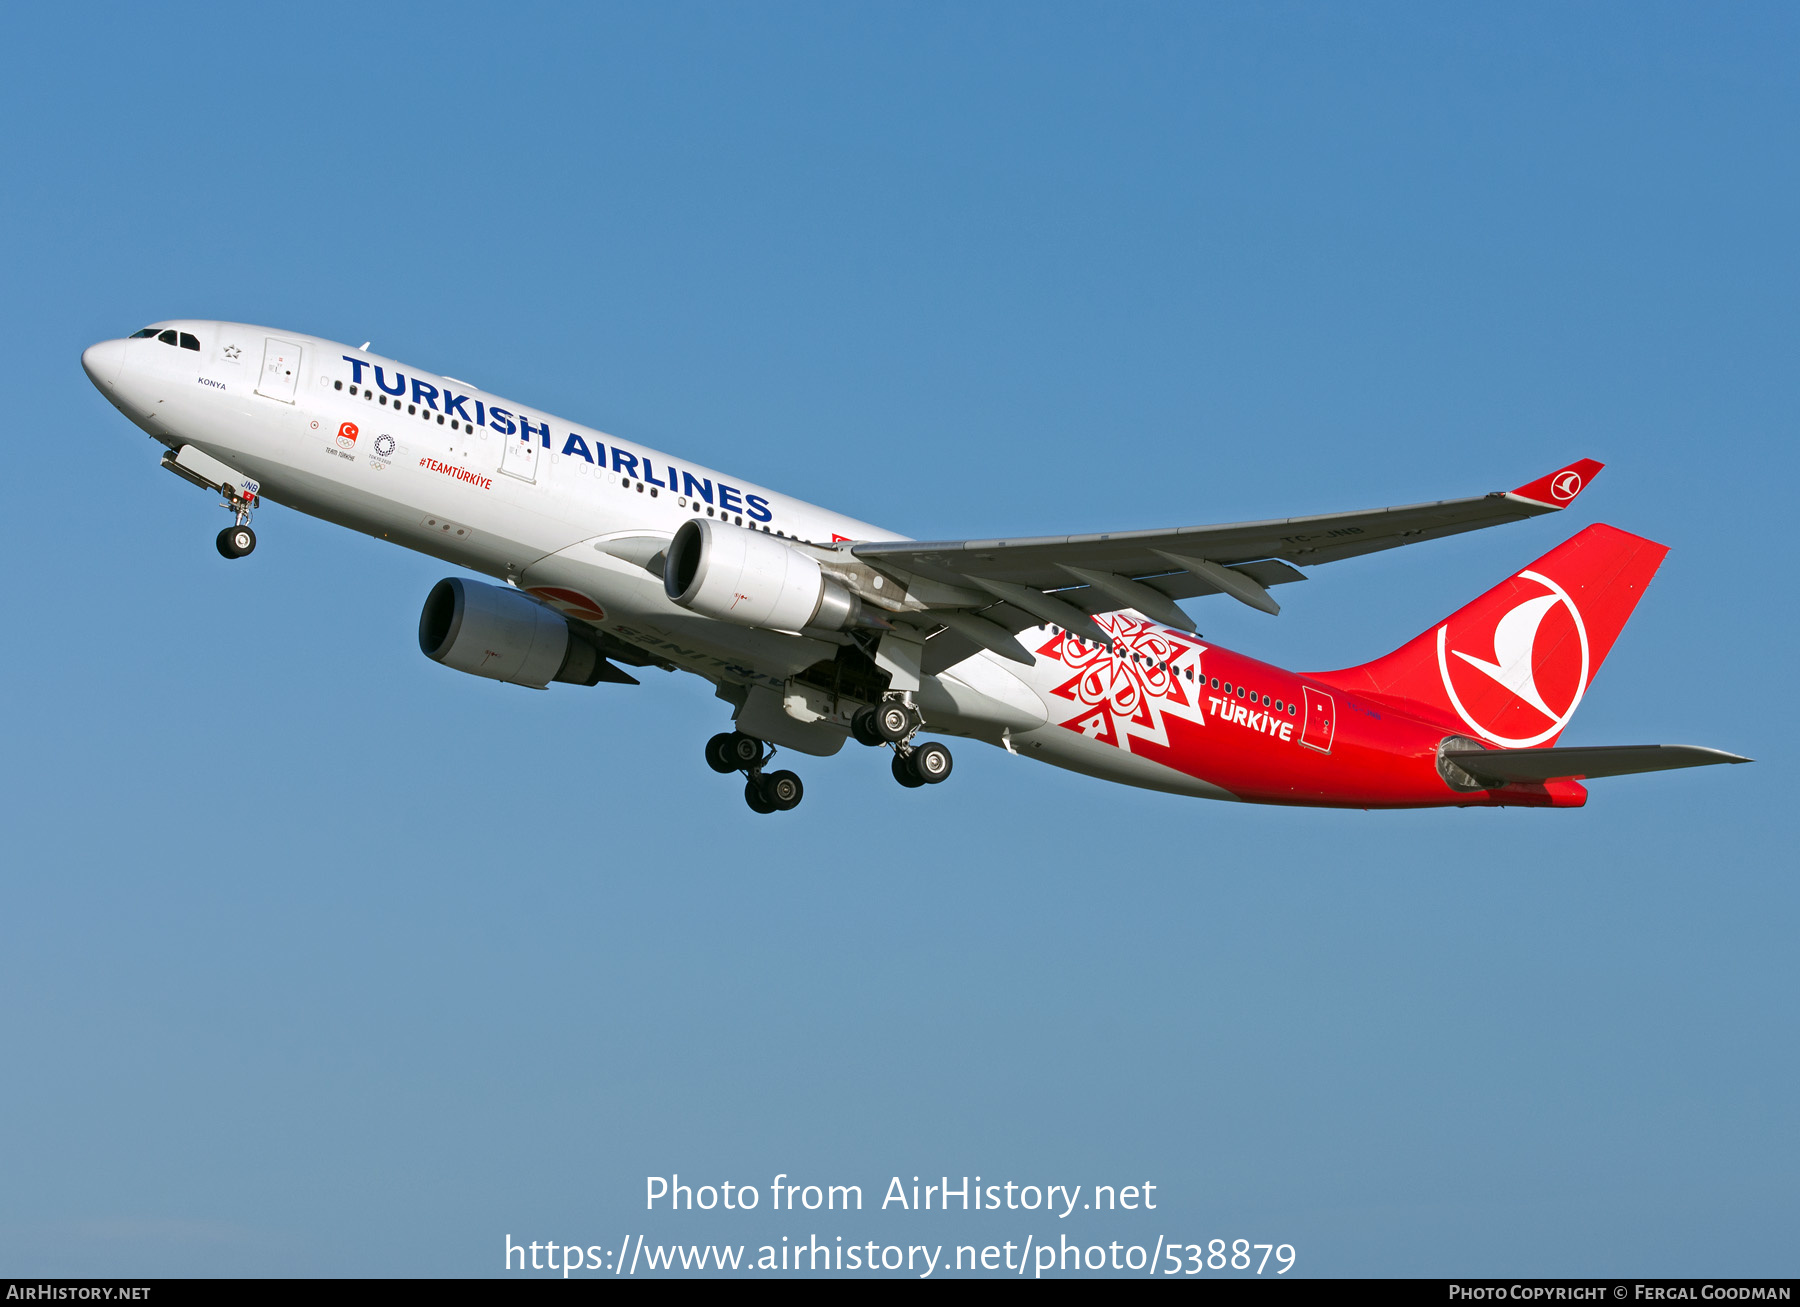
500,425 -> 539,482
1300,686 -> 1336,754
255,338 -> 303,403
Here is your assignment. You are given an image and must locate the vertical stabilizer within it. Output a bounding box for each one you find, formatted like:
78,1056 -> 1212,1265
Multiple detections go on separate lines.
1312,524 -> 1668,747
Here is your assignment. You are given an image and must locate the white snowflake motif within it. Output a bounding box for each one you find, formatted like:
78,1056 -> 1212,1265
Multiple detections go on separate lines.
1039,613 -> 1209,753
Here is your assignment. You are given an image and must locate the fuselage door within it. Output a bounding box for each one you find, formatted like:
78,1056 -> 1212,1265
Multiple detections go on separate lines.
1300,685 -> 1336,754
500,426 -> 539,483
254,338 -> 303,403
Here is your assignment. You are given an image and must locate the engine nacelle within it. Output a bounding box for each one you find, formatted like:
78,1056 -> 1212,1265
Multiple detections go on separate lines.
663,518 -> 862,632
418,577 -> 609,688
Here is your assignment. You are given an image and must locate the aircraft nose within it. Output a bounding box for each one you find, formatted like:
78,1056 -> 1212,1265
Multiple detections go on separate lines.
81,338 -> 126,388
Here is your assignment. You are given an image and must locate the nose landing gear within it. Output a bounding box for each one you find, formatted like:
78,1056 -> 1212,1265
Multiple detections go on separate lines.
706,731 -> 805,814
159,446 -> 262,560
213,484 -> 259,559
217,524 -> 257,558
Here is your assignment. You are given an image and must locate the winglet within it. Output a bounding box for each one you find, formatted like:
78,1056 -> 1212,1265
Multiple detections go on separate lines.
1509,458 -> 1604,509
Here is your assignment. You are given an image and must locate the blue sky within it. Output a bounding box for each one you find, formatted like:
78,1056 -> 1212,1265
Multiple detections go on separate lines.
1,2 -> 1793,1277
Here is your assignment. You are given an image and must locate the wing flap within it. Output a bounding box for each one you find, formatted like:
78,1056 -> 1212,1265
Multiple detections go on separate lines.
1141,558 -> 1306,602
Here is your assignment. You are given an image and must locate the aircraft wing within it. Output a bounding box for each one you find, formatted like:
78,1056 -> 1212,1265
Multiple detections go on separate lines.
851,458 -> 1604,658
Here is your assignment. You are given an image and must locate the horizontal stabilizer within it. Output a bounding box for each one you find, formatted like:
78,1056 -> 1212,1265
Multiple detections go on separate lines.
1442,744 -> 1751,785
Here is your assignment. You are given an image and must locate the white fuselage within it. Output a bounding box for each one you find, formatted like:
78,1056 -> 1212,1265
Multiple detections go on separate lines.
82,320 -> 1235,800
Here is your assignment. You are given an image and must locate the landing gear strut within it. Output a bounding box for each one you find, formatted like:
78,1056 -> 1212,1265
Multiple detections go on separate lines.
705,731 -> 804,814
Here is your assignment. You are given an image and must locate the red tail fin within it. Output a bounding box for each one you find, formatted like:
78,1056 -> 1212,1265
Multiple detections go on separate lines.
1313,523 -> 1669,747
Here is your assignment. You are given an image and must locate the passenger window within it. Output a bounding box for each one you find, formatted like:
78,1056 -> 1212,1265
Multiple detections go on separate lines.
179,333 -> 200,350
158,330 -> 178,345
334,380 -> 343,391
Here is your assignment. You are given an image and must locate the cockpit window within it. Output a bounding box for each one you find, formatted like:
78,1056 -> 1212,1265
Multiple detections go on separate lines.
132,327 -> 201,348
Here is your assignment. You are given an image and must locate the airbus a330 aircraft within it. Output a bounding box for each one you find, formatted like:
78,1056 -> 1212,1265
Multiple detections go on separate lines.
81,321 -> 1747,813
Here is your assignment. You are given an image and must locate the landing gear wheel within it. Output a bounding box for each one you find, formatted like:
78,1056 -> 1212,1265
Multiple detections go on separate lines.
744,779 -> 778,813
874,701 -> 920,744
850,706 -> 886,748
762,769 -> 804,811
892,751 -> 926,788
704,732 -> 739,774
216,525 -> 256,559
910,741 -> 953,784
726,732 -> 764,769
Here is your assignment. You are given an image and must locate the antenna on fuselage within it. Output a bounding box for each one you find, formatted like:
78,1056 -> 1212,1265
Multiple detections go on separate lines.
359,341 -> 371,351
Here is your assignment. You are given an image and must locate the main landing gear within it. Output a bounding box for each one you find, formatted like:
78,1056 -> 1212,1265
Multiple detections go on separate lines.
852,697 -> 953,790
705,696 -> 953,811
706,731 -> 804,815
214,484 -> 259,559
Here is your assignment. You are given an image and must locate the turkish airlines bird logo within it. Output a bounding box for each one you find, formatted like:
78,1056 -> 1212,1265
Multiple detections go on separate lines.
1436,569 -> 1590,747
1550,470 -> 1583,501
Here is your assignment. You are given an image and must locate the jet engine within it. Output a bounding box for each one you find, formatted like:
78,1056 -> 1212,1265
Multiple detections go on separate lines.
663,518 -> 864,632
418,577 -> 612,688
